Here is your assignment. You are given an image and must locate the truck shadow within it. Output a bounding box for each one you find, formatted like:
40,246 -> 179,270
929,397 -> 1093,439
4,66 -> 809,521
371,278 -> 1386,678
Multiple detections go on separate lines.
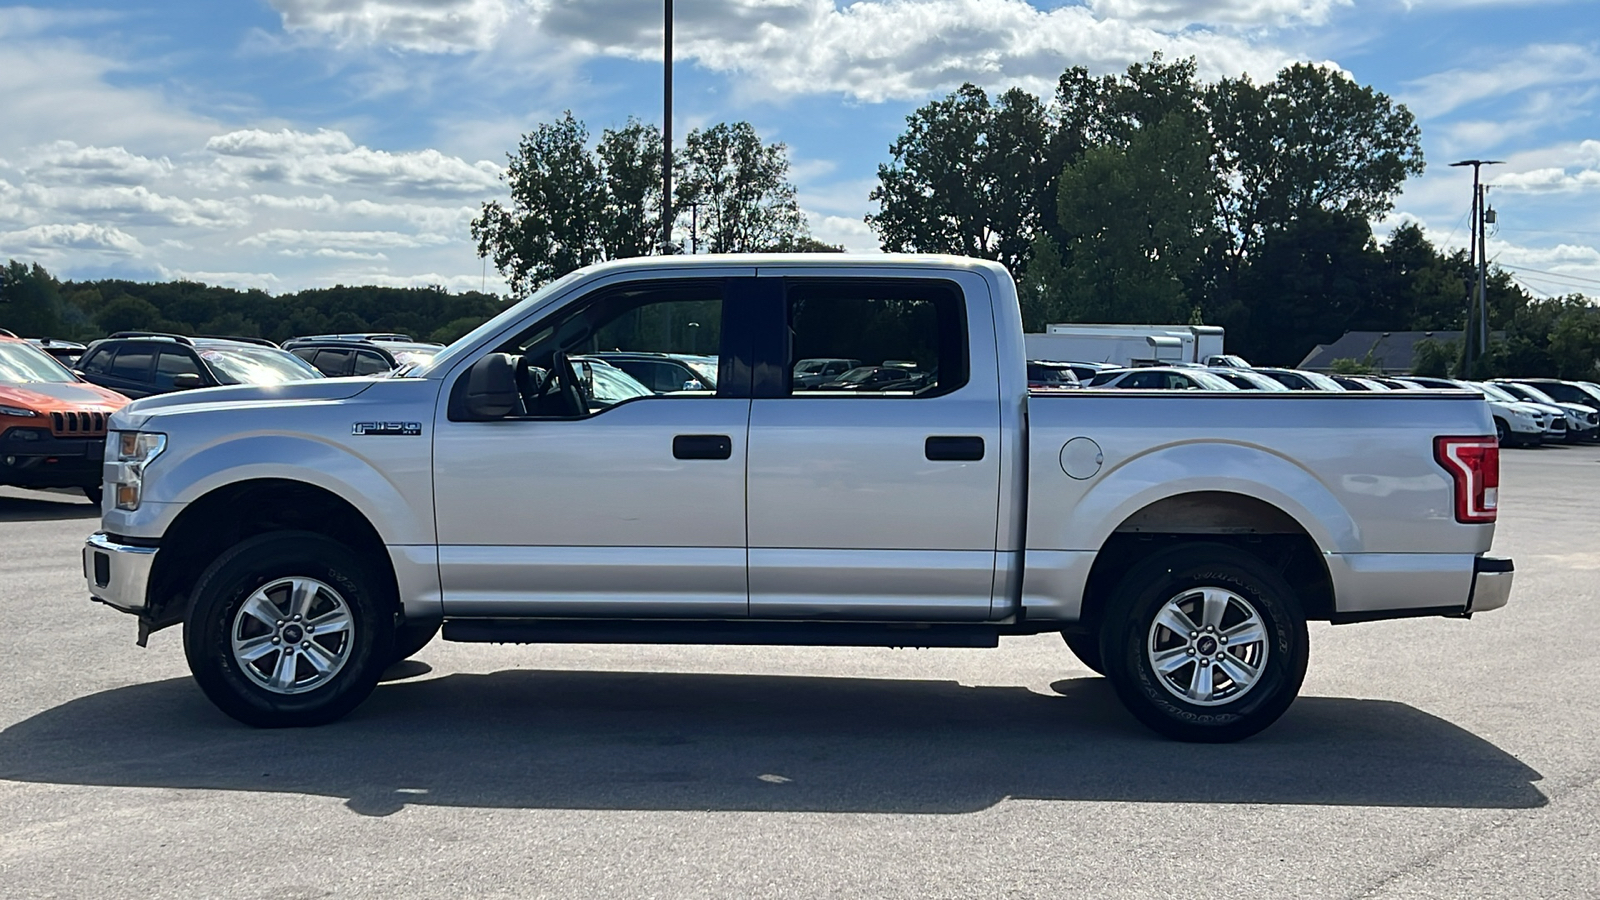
0,492 -> 98,522
0,669 -> 1545,816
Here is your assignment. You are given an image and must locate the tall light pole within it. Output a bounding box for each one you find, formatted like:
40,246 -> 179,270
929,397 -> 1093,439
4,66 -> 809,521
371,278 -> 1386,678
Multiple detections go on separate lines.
1449,159 -> 1502,374
661,0 -> 674,255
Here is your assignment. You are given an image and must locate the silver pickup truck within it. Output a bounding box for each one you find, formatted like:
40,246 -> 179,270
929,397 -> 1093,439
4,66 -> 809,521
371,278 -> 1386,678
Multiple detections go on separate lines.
84,255 -> 1513,742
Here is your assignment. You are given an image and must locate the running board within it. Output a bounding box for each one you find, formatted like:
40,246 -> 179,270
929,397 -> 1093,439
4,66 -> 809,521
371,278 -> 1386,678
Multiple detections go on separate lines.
442,618 -> 1005,648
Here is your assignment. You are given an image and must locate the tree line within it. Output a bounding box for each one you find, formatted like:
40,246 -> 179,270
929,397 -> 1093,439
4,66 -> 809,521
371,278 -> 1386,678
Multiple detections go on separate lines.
0,260 -> 506,345
868,56 -> 1600,378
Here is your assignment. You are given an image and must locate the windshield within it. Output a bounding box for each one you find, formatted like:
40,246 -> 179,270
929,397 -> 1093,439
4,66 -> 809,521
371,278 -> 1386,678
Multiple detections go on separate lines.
200,346 -> 324,385
389,347 -> 441,368
837,367 -> 877,383
0,341 -> 78,383
1299,371 -> 1345,390
585,361 -> 652,406
1475,382 -> 1520,403
1509,383 -> 1557,404
1190,370 -> 1242,390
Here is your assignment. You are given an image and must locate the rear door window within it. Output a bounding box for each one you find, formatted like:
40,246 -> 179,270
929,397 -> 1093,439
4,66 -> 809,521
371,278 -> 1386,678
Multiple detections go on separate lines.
311,348 -> 355,377
352,351 -> 390,375
783,280 -> 967,397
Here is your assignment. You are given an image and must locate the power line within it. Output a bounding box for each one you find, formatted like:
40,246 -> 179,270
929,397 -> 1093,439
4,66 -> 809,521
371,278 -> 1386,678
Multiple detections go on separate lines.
1497,262 -> 1600,287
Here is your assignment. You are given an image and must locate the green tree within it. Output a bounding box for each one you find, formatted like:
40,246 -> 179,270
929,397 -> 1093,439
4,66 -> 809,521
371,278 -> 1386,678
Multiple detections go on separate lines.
1234,209 -> 1384,365
868,84 -> 1051,273
0,260 -> 67,336
675,122 -> 809,254
1044,113 -> 1218,325
596,118 -> 663,260
1412,337 -> 1460,378
472,112 -> 605,297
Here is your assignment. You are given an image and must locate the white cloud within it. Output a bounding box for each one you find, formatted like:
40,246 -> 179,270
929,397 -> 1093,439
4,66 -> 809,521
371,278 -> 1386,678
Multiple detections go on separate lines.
21,141 -> 175,185
27,184 -> 250,228
208,128 -> 503,195
1402,44 -> 1600,117
268,0 -> 1308,102
272,0 -> 519,53
249,193 -> 479,231
1087,0 -> 1349,29
239,228 -> 455,251
0,223 -> 144,255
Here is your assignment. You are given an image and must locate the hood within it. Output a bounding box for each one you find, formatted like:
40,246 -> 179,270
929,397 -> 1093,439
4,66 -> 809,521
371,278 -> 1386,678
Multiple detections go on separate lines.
118,377 -> 376,421
1557,402 -> 1596,419
0,380 -> 128,412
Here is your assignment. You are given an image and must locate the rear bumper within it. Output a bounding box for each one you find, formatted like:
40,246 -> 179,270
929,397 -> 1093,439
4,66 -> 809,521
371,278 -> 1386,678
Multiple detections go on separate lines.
83,532 -> 157,613
1467,556 -> 1514,614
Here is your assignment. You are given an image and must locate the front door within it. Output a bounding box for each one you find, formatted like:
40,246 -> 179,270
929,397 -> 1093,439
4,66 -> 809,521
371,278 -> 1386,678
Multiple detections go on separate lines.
744,274 -> 1003,620
433,278 -> 750,617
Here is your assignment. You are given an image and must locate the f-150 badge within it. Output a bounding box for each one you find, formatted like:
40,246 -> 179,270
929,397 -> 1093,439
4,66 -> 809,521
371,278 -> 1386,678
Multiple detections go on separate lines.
352,421 -> 423,436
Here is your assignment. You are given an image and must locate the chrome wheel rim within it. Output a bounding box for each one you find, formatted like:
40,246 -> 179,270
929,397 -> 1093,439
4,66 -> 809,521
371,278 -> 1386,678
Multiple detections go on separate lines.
1146,587 -> 1269,707
230,577 -> 355,695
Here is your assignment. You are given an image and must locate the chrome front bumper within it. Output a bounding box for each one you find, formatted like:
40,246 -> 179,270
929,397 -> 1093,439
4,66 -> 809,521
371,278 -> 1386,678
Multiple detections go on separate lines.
1467,556 -> 1514,614
83,532 -> 157,613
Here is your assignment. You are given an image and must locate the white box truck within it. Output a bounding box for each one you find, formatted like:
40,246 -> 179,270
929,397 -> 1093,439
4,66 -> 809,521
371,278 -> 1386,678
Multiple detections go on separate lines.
1024,324 -> 1230,367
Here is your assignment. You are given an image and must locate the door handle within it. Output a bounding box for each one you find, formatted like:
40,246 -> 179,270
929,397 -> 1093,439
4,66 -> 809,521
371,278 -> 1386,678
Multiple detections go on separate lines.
925,436 -> 985,461
674,434 -> 733,460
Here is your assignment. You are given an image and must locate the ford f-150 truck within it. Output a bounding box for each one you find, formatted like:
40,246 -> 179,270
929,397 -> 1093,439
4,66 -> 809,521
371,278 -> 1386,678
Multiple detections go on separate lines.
82,255 -> 1513,742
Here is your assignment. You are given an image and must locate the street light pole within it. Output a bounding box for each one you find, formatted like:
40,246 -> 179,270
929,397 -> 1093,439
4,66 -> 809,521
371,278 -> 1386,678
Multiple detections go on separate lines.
661,0 -> 673,255
1449,159 -> 1503,375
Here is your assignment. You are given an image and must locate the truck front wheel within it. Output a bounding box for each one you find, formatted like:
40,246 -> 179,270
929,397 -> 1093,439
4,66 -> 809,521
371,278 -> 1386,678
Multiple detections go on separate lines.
183,531 -> 394,727
1099,543 -> 1308,743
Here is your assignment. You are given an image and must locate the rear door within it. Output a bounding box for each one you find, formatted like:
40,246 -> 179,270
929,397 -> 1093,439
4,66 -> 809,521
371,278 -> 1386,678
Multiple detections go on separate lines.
743,273 -> 1004,620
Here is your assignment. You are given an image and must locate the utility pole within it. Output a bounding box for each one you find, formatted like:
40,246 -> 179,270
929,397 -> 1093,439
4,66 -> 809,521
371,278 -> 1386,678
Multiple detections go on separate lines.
1449,159 -> 1502,375
661,0 -> 674,255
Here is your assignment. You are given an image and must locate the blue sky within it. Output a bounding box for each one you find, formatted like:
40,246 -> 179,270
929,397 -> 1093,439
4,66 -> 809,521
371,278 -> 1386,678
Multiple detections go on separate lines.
1,0 -> 1597,299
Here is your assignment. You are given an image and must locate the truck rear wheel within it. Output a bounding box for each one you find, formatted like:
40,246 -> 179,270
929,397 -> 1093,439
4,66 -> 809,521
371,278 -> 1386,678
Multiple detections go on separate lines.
183,531 -> 393,728
1099,543 -> 1308,743
1061,632 -> 1105,675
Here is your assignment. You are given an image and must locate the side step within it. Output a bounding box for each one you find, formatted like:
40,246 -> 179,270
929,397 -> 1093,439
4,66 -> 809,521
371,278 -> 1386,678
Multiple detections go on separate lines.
442,618 -> 1005,648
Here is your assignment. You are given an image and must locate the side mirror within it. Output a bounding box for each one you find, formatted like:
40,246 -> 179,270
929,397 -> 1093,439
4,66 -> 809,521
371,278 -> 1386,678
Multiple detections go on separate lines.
172,373 -> 204,389
464,353 -> 517,419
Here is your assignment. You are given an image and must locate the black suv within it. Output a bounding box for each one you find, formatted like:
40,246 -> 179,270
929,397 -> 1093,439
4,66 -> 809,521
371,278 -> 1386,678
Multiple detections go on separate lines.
74,333 -> 322,398
283,334 -> 445,377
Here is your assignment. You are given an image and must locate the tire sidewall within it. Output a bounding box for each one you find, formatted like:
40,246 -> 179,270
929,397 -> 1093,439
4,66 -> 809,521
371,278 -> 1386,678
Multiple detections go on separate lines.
184,531 -> 393,727
1101,545 -> 1308,742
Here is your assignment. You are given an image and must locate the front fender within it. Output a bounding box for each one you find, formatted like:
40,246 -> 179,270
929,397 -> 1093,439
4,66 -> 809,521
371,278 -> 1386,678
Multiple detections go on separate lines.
119,432 -> 434,545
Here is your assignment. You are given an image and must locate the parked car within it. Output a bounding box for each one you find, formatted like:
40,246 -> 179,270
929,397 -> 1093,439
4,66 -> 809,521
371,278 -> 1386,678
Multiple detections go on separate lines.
1252,368 -> 1346,391
1027,360 -> 1081,391
1492,381 -> 1600,442
0,332 -> 129,503
83,254 -> 1512,743
27,337 -> 88,366
1329,375 -> 1391,391
793,357 -> 862,389
568,356 -> 655,408
588,351 -> 715,393
75,333 -> 323,399
1085,367 -> 1240,390
1495,378 -> 1600,416
1207,368 -> 1291,391
1205,354 -> 1253,368
815,365 -> 917,391
284,334 -> 444,376
1406,377 -> 1549,446
1478,382 -> 1593,444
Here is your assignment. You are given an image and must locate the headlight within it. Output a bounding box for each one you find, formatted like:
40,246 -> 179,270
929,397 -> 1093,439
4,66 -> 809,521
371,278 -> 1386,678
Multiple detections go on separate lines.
112,431 -> 166,511
0,405 -> 38,418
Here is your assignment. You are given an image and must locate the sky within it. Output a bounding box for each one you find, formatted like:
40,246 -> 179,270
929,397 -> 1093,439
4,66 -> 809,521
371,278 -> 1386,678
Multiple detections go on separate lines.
1,0 -> 1597,300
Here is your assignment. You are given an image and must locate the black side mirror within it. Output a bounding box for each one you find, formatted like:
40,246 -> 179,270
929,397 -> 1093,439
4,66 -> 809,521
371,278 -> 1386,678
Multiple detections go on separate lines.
172,373 -> 204,389
464,353 -> 517,419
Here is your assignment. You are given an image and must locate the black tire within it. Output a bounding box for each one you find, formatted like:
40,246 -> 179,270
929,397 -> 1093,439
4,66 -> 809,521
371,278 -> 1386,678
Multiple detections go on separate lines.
82,485 -> 103,505
1494,418 -> 1508,444
1061,632 -> 1105,675
1099,542 -> 1308,743
390,618 -> 441,665
183,531 -> 394,728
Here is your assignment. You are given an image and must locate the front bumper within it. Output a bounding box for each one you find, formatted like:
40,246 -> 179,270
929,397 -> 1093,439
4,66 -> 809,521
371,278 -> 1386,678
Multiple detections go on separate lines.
84,532 -> 157,613
1467,556 -> 1514,614
1,427 -> 106,488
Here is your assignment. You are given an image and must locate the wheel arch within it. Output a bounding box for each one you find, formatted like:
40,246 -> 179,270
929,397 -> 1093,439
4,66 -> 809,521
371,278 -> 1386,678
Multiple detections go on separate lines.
143,478 -> 400,635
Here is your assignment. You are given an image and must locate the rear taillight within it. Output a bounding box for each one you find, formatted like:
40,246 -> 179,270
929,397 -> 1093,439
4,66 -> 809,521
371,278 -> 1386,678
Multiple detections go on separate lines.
1435,436 -> 1499,523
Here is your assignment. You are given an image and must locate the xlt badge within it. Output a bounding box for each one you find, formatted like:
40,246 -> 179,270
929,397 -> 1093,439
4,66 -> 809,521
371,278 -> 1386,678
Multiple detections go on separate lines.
352,421 -> 422,436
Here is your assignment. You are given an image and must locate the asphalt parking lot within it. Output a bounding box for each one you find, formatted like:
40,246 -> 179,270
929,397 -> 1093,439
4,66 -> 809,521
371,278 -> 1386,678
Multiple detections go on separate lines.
1,446 -> 1596,899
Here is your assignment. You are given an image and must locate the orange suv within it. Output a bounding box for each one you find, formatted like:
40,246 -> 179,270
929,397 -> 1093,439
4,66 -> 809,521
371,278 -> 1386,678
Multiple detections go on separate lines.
0,330 -> 130,504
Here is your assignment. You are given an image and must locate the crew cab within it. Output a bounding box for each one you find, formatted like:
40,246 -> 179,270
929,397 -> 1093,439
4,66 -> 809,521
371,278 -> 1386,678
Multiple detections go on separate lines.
0,331 -> 128,503
82,256 -> 1513,742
